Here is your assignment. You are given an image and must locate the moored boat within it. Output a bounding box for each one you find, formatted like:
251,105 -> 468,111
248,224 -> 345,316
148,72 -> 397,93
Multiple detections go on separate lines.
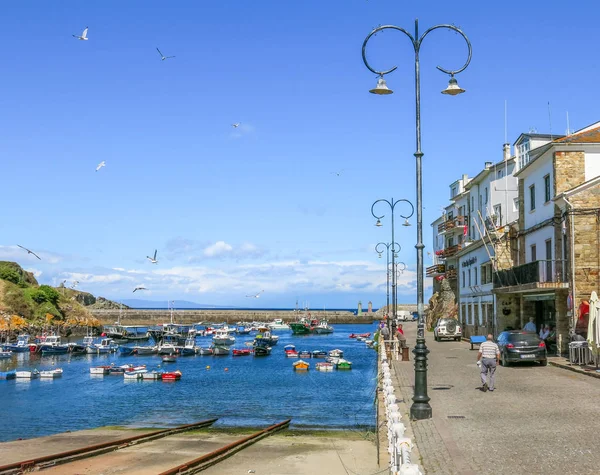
311,350 -> 328,359
162,355 -> 178,363
197,347 -> 214,356
16,369 -> 40,379
90,365 -> 111,375
4,334 -> 32,353
293,359 -> 310,371
39,336 -> 69,355
268,318 -> 290,331
284,345 -> 298,358
180,336 -> 197,356
336,358 -> 352,370
134,345 -> 157,355
232,348 -> 252,356
40,368 -> 63,379
124,369 -> 147,380
328,349 -> 344,358
290,320 -> 312,335
316,362 -> 334,372
211,344 -> 230,356
161,370 -> 182,381
142,370 -> 162,380
298,350 -> 311,359
0,370 -> 16,380
312,320 -> 334,334
119,346 -> 136,356
212,330 -> 235,346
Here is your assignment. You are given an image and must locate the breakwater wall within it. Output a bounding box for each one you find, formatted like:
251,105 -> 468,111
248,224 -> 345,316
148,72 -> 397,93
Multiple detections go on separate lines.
89,309 -> 374,325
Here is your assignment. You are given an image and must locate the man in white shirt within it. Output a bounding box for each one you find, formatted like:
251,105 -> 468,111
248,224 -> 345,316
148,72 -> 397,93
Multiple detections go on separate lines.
523,317 -> 536,333
539,325 -> 550,340
477,334 -> 500,392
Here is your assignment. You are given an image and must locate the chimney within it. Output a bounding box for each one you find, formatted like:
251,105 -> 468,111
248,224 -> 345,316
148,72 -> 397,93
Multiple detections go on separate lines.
503,143 -> 511,161
485,161 -> 493,169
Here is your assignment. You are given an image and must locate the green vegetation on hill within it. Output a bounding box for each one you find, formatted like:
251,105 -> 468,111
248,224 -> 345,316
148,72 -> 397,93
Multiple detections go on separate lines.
0,261 -> 100,332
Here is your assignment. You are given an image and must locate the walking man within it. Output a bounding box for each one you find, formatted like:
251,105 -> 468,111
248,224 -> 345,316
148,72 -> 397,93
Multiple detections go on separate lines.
477,334 -> 500,392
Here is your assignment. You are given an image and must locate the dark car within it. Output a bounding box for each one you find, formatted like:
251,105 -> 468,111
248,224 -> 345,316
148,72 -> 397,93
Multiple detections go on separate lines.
496,331 -> 547,366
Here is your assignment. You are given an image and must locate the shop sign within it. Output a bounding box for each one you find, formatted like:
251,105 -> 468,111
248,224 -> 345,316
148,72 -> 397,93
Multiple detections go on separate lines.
461,256 -> 477,268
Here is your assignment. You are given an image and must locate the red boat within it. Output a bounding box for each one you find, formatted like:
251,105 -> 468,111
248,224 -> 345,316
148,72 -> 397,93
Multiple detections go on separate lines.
161,370 -> 182,381
359,332 -> 371,338
349,332 -> 372,339
349,334 -> 358,339
232,348 -> 253,356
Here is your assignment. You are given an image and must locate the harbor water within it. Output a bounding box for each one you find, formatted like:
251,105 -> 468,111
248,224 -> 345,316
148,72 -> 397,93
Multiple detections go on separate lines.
0,323 -> 378,442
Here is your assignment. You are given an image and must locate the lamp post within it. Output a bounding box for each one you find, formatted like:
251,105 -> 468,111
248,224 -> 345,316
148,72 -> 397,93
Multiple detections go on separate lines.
371,198 -> 414,332
362,19 -> 472,420
390,261 -> 407,334
376,241 -> 401,320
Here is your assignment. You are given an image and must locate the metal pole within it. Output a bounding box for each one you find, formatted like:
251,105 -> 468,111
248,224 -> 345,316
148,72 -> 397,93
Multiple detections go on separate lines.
391,201 -> 396,333
362,18 -> 472,421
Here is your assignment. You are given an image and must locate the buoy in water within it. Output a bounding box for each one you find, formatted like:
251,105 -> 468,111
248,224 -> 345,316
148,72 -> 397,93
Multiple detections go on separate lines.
224,368 -> 229,372
206,365 -> 210,370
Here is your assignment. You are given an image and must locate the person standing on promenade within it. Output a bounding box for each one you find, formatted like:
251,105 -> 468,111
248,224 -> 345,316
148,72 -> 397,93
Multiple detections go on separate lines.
477,334 -> 500,392
523,317 -> 536,332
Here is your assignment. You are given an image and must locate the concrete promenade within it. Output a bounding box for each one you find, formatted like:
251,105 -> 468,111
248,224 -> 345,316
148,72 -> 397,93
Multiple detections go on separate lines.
391,323 -> 600,474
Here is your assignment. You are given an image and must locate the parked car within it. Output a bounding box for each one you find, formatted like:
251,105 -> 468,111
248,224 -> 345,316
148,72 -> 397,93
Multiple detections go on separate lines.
433,318 -> 462,341
496,331 -> 547,366
396,311 -> 412,322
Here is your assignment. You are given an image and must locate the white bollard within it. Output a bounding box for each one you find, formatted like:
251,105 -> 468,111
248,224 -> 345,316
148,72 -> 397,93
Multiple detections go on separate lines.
389,411 -> 401,423
392,422 -> 406,437
386,394 -> 397,405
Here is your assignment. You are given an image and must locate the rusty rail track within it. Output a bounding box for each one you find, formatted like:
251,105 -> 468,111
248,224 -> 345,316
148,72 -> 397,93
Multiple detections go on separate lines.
158,419 -> 292,475
0,418 -> 218,475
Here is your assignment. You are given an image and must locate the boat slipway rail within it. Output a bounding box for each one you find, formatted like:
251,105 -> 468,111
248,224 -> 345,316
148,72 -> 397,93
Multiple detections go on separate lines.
158,419 -> 292,475
0,418 -> 218,475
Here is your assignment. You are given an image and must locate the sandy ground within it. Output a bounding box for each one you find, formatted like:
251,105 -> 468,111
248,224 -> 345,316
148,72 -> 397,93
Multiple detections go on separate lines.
0,428 -> 379,475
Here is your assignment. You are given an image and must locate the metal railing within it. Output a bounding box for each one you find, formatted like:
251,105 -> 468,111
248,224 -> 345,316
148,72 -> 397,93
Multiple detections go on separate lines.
437,215 -> 467,233
380,339 -> 423,475
426,264 -> 445,277
493,259 -> 567,288
440,244 -> 462,258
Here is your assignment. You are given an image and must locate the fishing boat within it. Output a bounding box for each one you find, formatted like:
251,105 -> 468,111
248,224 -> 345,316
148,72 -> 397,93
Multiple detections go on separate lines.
118,346 -> 136,356
311,350 -> 328,359
162,355 -> 177,363
40,368 -> 63,379
16,369 -> 40,379
312,320 -> 334,334
212,344 -> 230,356
212,330 -> 235,346
90,365 -> 111,375
298,350 -> 311,359
0,370 -> 16,380
236,325 -> 252,334
232,348 -> 253,356
4,334 -> 32,353
284,345 -> 298,358
197,347 -> 214,356
142,370 -> 162,380
328,349 -> 344,358
86,338 -> 119,354
268,319 -> 290,331
356,337 -> 365,342
180,336 -> 197,356
0,350 -> 12,359
290,319 -> 312,335
253,339 -> 271,356
124,368 -> 147,380
336,358 -> 352,370
158,335 -> 181,355
109,364 -> 146,375
284,344 -> 296,353
39,336 -> 69,355
293,360 -> 310,371
161,370 -> 182,381
316,362 -> 334,372
255,331 -> 278,346
67,343 -> 88,355
133,345 -> 158,355
365,339 -> 375,348
326,356 -> 340,365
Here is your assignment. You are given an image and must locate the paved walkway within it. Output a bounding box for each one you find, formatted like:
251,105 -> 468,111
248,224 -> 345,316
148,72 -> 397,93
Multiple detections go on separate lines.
391,323 -> 600,475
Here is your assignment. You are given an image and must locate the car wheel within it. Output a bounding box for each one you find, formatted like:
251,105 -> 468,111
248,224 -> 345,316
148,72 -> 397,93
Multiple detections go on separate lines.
540,359 -> 548,366
434,335 -> 438,342
502,351 -> 510,367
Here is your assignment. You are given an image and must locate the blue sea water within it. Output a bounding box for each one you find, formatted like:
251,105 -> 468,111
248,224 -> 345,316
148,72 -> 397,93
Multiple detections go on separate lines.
0,323 -> 378,442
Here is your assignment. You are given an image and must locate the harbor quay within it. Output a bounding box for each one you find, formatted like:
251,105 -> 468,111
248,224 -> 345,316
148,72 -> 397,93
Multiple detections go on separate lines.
89,308 -> 374,326
385,323 -> 600,475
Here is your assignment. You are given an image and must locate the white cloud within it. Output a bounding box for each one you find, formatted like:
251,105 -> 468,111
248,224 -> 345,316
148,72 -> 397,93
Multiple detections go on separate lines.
203,241 -> 233,258
25,267 -> 42,278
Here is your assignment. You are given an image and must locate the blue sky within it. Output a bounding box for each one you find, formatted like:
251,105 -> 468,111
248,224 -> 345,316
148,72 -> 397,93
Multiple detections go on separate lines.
2,1 -> 599,308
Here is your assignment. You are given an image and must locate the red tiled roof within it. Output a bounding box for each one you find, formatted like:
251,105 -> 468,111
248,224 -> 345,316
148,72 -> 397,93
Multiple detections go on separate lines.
553,125 -> 600,144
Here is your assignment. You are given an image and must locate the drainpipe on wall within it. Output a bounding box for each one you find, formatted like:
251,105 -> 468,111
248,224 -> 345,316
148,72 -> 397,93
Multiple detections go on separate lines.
563,196 -> 576,335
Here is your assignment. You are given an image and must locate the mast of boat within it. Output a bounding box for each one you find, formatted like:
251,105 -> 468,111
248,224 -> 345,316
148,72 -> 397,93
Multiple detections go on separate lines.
118,302 -> 122,326
170,300 -> 175,325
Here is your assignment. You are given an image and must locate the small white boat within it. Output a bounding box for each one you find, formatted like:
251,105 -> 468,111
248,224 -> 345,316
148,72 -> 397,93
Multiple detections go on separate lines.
90,366 -> 111,375
86,338 -> 119,354
198,347 -> 214,355
328,349 -> 344,358
212,330 -> 235,346
124,369 -> 147,380
40,368 -> 63,379
16,369 -> 40,379
142,370 -> 162,380
316,362 -> 334,372
268,318 -> 290,331
134,345 -> 158,355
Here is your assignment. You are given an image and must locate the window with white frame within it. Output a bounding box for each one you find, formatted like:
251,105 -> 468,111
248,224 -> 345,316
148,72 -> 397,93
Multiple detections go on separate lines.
513,197 -> 519,212
518,139 -> 530,168
493,204 -> 502,226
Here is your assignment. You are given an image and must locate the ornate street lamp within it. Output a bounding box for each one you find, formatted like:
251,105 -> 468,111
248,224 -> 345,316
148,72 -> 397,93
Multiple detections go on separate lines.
362,19 -> 472,420
376,241 -> 401,321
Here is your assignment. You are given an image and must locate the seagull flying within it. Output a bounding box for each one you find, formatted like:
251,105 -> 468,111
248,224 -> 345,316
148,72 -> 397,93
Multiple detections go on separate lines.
231,123 -> 240,128
246,290 -> 264,298
71,280 -> 80,289
331,169 -> 344,177
133,286 -> 147,293
73,27 -> 88,41
156,48 -> 175,61
17,245 -> 41,260
95,161 -> 106,172
146,249 -> 158,264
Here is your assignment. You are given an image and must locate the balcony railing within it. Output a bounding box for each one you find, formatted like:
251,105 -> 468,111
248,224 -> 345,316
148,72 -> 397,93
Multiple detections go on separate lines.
437,216 -> 468,233
426,264 -> 446,277
493,260 -> 567,288
441,244 -> 462,258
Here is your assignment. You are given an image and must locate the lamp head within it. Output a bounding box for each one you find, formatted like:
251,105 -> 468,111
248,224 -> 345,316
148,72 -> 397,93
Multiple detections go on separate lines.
369,76 -> 393,95
441,75 -> 465,96
402,218 -> 411,227
378,253 -> 382,259
375,219 -> 382,227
